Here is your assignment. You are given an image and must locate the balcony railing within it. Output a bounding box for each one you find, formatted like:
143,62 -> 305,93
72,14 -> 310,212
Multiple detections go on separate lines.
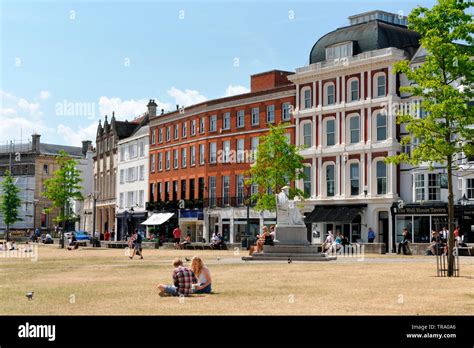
146,197 -> 255,211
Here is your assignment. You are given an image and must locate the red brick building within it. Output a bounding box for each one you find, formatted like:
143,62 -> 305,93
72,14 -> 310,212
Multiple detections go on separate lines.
148,70 -> 296,243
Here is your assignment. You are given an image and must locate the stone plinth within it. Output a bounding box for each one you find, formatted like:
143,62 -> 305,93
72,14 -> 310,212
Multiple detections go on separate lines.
274,224 -> 309,245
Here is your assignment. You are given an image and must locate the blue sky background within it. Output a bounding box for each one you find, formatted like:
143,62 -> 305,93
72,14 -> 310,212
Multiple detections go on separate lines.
1,0 -> 437,146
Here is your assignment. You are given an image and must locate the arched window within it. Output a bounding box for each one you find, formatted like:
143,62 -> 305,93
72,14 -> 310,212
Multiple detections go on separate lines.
373,73 -> 386,98
326,164 -> 336,197
348,115 -> 360,144
325,83 -> 335,105
347,78 -> 359,102
376,161 -> 387,195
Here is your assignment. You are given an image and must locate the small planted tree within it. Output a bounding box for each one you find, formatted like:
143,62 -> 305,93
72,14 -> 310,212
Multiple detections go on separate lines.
387,0 -> 473,276
0,170 -> 22,241
43,150 -> 84,247
246,123 -> 306,212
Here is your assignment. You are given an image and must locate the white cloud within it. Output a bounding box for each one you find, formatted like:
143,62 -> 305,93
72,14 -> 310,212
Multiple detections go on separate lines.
167,87 -> 207,107
56,122 -> 98,146
224,85 -> 250,97
98,96 -> 173,120
0,90 -> 50,142
39,91 -> 51,100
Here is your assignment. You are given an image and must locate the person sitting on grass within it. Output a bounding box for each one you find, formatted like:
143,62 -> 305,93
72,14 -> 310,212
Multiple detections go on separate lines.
157,258 -> 197,297
9,240 -> 17,251
190,256 -> 212,294
24,241 -> 33,253
67,232 -> 79,250
178,234 -> 192,249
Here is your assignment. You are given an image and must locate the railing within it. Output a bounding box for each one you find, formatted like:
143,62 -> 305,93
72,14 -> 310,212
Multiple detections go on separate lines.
146,197 -> 256,211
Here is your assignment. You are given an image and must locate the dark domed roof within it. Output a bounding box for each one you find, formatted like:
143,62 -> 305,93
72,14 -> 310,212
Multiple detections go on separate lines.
309,20 -> 421,64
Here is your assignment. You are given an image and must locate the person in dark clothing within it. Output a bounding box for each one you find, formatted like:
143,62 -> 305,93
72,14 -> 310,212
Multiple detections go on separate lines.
397,228 -> 411,255
129,229 -> 143,259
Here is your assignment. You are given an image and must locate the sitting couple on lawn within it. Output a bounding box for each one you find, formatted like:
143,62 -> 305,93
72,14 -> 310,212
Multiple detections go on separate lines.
158,257 -> 212,297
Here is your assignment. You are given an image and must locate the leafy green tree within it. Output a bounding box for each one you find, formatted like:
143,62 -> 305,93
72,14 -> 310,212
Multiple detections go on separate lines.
43,150 -> 83,247
387,0 -> 473,276
246,123 -> 306,212
0,170 -> 22,241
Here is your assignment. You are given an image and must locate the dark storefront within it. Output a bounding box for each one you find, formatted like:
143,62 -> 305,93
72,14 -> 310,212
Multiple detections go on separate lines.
391,203 -> 474,247
116,211 -> 148,241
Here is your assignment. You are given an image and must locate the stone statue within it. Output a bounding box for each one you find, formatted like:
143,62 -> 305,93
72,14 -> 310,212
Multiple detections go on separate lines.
276,186 -> 305,225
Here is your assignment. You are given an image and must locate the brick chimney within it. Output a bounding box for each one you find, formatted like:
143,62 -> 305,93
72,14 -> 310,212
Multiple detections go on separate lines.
147,99 -> 157,117
31,133 -> 41,153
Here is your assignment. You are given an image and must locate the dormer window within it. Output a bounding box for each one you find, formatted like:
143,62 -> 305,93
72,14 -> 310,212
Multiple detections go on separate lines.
325,42 -> 353,61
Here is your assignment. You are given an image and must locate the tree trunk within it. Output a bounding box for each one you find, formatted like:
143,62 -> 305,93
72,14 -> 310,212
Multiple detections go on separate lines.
446,154 -> 455,277
5,223 -> 9,242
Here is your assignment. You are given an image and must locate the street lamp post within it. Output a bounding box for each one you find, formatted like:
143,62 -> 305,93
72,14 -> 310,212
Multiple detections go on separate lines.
458,193 -> 468,242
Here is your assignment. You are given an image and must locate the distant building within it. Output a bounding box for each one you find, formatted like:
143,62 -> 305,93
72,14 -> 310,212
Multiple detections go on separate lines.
0,134 -> 91,233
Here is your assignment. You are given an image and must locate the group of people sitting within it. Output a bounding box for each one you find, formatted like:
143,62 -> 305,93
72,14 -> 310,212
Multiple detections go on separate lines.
425,226 -> 465,256
210,232 -> 225,249
158,257 -> 212,296
0,240 -> 33,252
321,231 -> 350,254
248,225 -> 276,255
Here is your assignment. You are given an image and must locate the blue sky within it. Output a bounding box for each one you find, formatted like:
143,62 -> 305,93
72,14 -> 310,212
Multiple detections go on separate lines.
0,0 -> 436,146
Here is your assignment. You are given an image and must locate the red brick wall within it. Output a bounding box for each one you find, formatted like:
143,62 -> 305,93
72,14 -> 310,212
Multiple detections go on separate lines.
251,70 -> 293,92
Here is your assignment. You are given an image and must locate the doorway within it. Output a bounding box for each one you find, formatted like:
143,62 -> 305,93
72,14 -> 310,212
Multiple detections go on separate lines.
378,211 -> 389,252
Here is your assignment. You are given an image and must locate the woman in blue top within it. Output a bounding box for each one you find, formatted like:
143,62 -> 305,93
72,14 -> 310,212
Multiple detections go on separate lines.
191,256 -> 212,294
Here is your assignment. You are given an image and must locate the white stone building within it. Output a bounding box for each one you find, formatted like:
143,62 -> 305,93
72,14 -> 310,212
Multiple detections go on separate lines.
290,10 -> 421,252
115,121 -> 149,240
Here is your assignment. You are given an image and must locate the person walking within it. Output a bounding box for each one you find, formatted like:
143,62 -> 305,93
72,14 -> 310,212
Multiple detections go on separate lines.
129,229 -> 143,259
367,227 -> 376,243
173,226 -> 182,248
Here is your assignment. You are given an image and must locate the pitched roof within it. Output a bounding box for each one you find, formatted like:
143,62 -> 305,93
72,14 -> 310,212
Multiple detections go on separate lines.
114,121 -> 140,139
39,143 -> 83,158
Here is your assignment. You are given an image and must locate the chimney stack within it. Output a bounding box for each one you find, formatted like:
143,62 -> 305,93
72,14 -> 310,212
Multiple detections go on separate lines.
147,99 -> 157,118
31,133 -> 41,153
82,140 -> 92,157
176,104 -> 179,111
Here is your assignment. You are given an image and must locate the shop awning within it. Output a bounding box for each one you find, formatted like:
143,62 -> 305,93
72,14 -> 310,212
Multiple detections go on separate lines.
306,205 -> 366,223
141,213 -> 174,225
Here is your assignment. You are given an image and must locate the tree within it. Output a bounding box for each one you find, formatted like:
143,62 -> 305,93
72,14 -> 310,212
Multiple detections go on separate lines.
246,123 -> 306,212
0,170 -> 22,241
387,0 -> 473,276
43,150 -> 84,247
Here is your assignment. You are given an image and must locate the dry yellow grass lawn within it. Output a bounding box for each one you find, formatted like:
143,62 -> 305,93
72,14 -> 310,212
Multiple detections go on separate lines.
0,244 -> 473,315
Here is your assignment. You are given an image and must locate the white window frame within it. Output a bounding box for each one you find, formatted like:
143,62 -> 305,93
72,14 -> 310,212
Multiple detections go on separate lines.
325,83 -> 335,106
282,102 -> 291,120
301,121 -> 312,148
324,117 -> 337,147
348,114 -> 360,144
174,124 -> 179,140
165,151 -> 170,170
191,119 -> 196,136
199,143 -> 205,165
158,152 -> 162,171
223,112 -> 231,130
210,115 -> 217,132
190,145 -> 196,166
237,110 -> 245,128
266,105 -> 275,123
182,122 -> 187,138
414,173 -> 425,201
237,138 -> 245,163
200,117 -> 205,133
251,107 -> 260,125
348,161 -> 360,196
373,72 -> 386,98
324,162 -> 336,197
181,148 -> 187,168
210,142 -> 217,163
223,141 -> 231,163
150,154 -> 155,173
347,78 -> 359,102
158,128 -> 163,143
173,149 -> 178,169
301,87 -> 312,109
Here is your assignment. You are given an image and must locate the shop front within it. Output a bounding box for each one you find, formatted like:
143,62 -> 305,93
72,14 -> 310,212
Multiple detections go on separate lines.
305,204 -> 367,244
179,209 -> 204,242
391,203 -> 474,246
116,211 -> 148,241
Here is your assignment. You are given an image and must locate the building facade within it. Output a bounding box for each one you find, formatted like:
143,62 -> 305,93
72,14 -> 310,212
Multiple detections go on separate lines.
0,134 -> 90,234
94,113 -> 142,236
289,10 -> 421,252
148,71 -> 296,243
116,117 -> 150,241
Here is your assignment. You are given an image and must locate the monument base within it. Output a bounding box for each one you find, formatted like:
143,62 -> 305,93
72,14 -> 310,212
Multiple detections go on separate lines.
242,224 -> 336,262
274,224 -> 310,245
